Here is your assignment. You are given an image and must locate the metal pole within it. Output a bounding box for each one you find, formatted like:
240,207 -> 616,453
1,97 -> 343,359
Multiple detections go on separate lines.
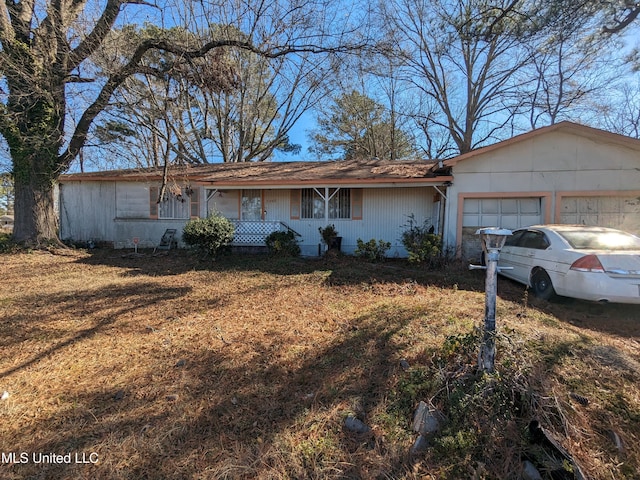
479,248 -> 499,372
471,228 -> 511,373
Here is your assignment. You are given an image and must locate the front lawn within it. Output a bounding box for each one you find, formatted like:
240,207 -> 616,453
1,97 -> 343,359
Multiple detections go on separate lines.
0,249 -> 638,479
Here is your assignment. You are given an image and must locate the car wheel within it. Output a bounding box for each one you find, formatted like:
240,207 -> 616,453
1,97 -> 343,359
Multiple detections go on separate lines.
531,269 -> 555,300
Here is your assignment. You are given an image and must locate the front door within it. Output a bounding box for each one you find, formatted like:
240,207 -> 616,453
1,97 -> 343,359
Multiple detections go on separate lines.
241,190 -> 262,220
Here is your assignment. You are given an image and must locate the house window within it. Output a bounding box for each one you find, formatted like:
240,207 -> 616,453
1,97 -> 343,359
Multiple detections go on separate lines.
301,188 -> 326,219
158,186 -> 191,219
328,188 -> 350,219
300,188 -> 351,219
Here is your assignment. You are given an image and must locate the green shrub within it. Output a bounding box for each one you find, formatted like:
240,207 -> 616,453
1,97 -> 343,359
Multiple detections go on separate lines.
318,224 -> 338,246
400,214 -> 442,264
0,232 -> 17,253
182,213 -> 235,257
354,238 -> 390,261
265,230 -> 301,256
389,367 -> 435,418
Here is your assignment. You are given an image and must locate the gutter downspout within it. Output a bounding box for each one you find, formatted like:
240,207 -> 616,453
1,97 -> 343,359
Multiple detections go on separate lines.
433,185 -> 448,236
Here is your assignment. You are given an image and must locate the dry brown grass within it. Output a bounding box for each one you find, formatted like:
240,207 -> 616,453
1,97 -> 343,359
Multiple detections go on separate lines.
0,249 -> 638,479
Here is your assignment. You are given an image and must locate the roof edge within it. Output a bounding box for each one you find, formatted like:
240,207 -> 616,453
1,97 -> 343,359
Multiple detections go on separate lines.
444,121 -> 640,167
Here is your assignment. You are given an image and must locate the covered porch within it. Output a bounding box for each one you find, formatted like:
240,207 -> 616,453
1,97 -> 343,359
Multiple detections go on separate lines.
203,185 -> 449,257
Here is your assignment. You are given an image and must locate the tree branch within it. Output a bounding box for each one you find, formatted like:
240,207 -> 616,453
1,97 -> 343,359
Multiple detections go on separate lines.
68,0 -> 154,73
2,0 -> 36,45
602,6 -> 640,34
153,36 -> 368,61
59,37 -> 155,171
59,32 -> 365,170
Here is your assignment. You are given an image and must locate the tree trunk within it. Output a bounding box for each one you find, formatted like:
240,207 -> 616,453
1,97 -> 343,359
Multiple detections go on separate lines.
12,176 -> 59,246
8,116 -> 64,246
3,81 -> 66,246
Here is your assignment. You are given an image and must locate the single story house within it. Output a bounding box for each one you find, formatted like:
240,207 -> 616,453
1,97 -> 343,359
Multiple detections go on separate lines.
59,158 -> 452,257
58,122 -> 640,258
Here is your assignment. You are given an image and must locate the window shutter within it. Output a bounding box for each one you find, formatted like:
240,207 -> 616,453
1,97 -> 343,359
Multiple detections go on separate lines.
149,186 -> 159,219
290,189 -> 301,219
190,187 -> 200,218
351,188 -> 363,220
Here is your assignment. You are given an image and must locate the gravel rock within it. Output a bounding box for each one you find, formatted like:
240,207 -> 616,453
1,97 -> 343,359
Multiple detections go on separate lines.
344,415 -> 371,434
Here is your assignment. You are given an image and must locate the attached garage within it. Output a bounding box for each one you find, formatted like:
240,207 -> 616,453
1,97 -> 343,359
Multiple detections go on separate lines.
460,196 -> 544,259
558,193 -> 640,234
442,122 -> 640,259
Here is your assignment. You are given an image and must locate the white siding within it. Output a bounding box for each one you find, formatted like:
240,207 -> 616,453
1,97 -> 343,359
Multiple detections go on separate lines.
277,187 -> 436,257
113,218 -> 190,249
60,183 -> 438,256
205,187 -> 438,257
449,131 -> 640,196
112,182 -> 194,248
61,181 -> 193,249
59,181 -> 117,243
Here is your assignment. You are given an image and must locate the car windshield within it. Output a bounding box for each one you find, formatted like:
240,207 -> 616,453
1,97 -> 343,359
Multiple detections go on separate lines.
558,230 -> 640,250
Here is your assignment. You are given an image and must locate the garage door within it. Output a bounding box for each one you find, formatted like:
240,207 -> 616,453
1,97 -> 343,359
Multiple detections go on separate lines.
461,197 -> 542,259
560,196 -> 640,234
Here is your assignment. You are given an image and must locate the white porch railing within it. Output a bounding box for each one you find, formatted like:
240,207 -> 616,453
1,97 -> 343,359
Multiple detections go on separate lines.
231,221 -> 300,246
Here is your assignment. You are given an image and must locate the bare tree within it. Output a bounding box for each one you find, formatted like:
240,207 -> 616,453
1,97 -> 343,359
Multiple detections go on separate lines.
384,0 -> 536,156
517,28 -> 619,129
95,23 -> 331,166
0,0 -> 369,245
201,27 -> 325,163
364,44 -> 419,160
89,25 -> 221,169
597,80 -> 640,138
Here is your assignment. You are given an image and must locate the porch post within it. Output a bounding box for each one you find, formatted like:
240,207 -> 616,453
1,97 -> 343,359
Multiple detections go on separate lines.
325,187 -> 330,224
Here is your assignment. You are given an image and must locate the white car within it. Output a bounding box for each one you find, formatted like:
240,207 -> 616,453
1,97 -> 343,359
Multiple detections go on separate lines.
496,225 -> 640,304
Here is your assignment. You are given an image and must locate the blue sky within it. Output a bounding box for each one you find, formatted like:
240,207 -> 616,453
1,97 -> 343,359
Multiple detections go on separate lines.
2,0 -> 640,174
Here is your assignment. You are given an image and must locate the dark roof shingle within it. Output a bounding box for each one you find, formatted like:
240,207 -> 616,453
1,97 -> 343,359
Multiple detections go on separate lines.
61,158 -> 450,185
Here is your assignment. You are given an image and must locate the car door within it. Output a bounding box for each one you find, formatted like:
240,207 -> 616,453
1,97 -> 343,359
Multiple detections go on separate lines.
512,230 -> 552,285
498,230 -> 526,282
500,230 -> 550,283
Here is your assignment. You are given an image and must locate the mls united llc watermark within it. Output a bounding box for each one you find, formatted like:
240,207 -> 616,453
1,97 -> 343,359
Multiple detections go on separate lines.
1,452 -> 99,465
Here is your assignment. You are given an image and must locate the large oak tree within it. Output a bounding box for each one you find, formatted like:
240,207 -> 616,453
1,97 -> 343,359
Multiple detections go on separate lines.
0,0 -> 367,245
